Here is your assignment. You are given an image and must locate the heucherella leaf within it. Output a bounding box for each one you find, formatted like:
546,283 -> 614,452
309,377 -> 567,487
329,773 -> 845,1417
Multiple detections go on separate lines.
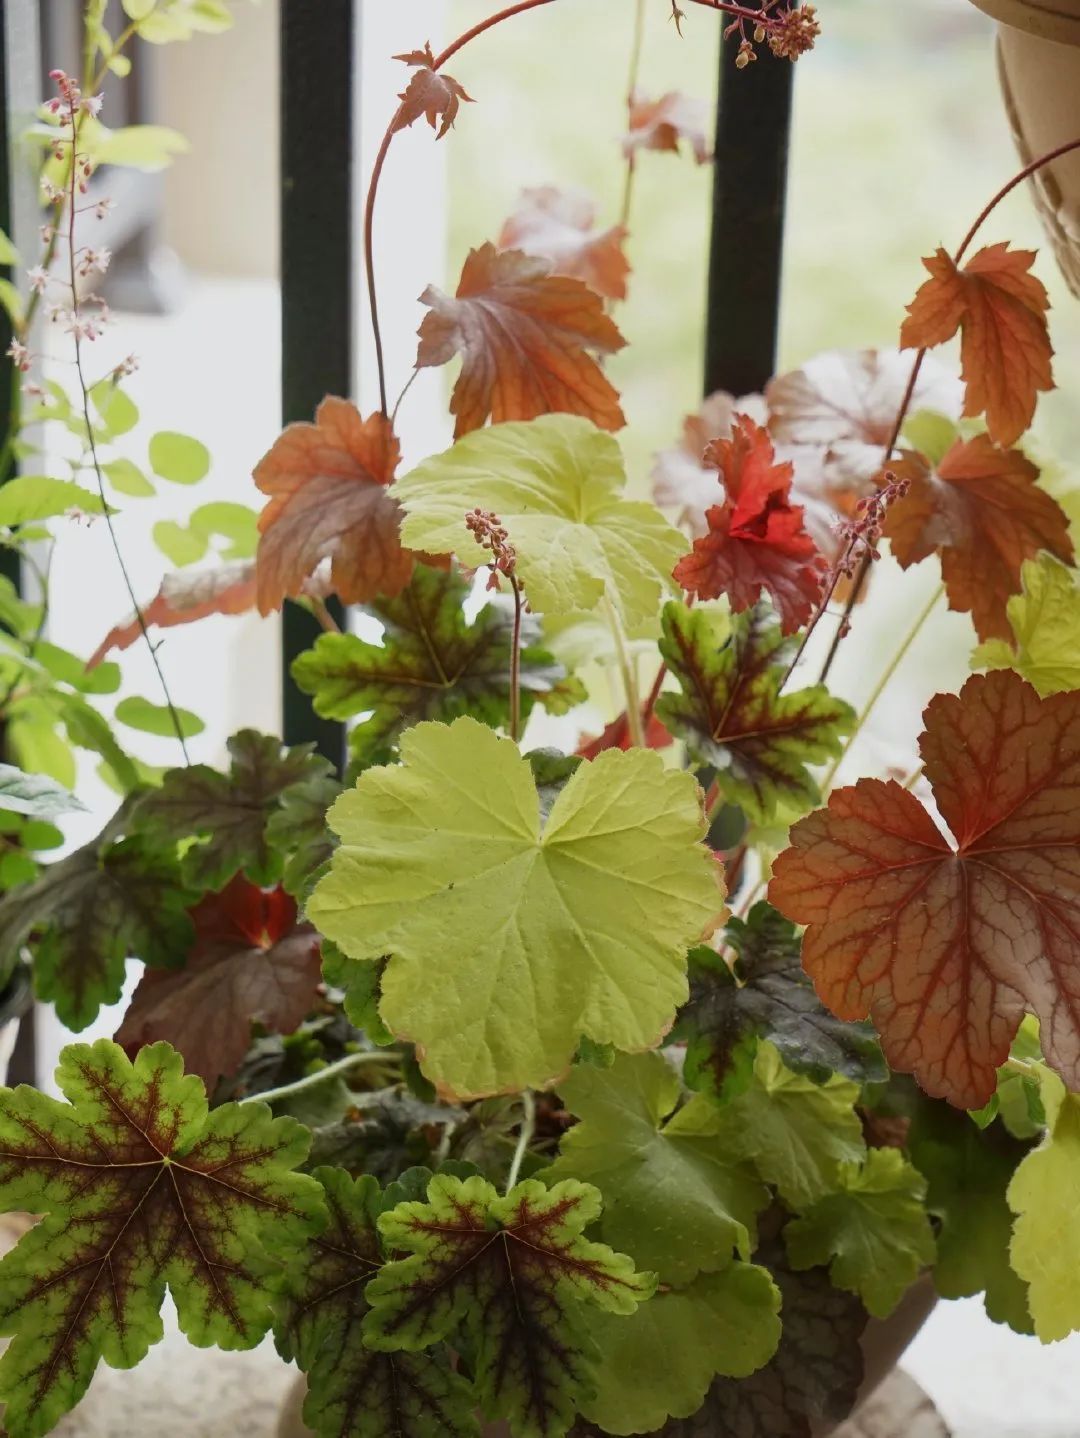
971,553 -> 1080,696
580,1263 -> 781,1434
274,1167 -> 478,1438
395,415 -> 685,633
307,718 -> 723,1099
0,1039 -> 324,1438
546,1052 -> 768,1284
784,1148 -> 936,1317
265,759 -> 342,899
657,601 -> 854,822
1007,1067 -> 1080,1341
364,1172 -> 654,1438
136,729 -> 326,889
675,903 -> 885,1100
0,475 -> 111,525
0,763 -> 85,819
291,564 -> 565,769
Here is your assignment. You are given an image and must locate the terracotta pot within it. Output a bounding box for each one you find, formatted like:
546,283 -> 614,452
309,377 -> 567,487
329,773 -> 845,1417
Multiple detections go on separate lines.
968,0 -> 1080,295
276,1276 -> 939,1438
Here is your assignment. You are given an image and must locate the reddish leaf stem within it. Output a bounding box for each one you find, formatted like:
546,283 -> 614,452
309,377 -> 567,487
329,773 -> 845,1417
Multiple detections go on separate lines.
509,572 -> 524,742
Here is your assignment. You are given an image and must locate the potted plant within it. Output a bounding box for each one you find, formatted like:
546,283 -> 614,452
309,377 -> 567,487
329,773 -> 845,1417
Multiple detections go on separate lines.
0,3 -> 1078,1437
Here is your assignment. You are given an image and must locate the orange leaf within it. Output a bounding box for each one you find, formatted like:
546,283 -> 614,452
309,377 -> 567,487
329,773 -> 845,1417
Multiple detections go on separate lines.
392,43 -> 473,139
499,186 -> 629,301
416,243 -> 626,438
254,399 -> 417,614
622,90 -> 711,164
770,670 -> 1080,1109
88,560 -> 258,668
899,243 -> 1054,447
672,414 -> 827,633
883,434 -> 1073,641
576,711 -> 673,759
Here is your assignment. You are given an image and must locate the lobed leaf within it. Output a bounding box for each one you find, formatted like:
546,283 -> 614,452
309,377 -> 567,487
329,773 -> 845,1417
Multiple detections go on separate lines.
622,91 -> 710,164
499,186 -> 629,301
971,552 -> 1080,695
392,43 -> 473,139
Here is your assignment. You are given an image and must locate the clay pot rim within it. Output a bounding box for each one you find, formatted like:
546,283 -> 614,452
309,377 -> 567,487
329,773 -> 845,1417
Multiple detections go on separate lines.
968,0 -> 1080,47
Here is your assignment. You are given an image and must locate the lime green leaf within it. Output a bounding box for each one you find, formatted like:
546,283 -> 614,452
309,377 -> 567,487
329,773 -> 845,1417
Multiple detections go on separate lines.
115,694 -> 205,739
320,941 -> 393,1047
0,227 -> 18,265
103,458 -> 155,497
292,564 -> 564,768
0,1039 -> 323,1438
89,380 -> 139,437
996,1018 -> 1047,1139
546,1052 -> 768,1284
657,600 -> 854,822
190,500 -> 258,557
33,640 -> 120,695
6,700 -> 76,789
0,476 -> 109,526
364,1173 -> 654,1437
149,430 -> 210,485
581,1264 -> 780,1435
92,122 -> 189,170
901,409 -> 959,466
1007,1069 -> 1080,1340
274,1167 -> 479,1438
153,519 -> 209,566
971,554 -> 1080,696
784,1149 -> 936,1318
0,279 -> 23,328
46,691 -> 141,794
908,1099 -> 1031,1332
0,764 -> 84,819
396,416 -> 685,633
308,718 -> 723,1099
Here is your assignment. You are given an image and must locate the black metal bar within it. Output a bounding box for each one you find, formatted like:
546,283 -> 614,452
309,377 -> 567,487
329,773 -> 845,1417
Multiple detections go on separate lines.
279,1 -> 354,767
704,40 -> 793,396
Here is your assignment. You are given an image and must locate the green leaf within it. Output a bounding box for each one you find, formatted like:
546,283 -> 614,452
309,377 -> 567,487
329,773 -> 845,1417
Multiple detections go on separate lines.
784,1148 -> 936,1318
292,564 -> 564,767
190,500 -> 258,557
152,519 -> 209,567
546,1052 -> 768,1284
970,553 -> 1080,696
675,902 -> 885,1100
115,694 -> 205,739
0,279 -> 23,328
364,1173 -> 654,1438
396,415 -> 685,633
265,758 -> 341,899
33,639 -> 121,695
307,718 -> 722,1099
89,380 -> 139,437
321,942 -> 394,1048
0,764 -> 84,819
0,476 -> 109,526
149,430 -> 210,485
716,1042 -> 866,1211
6,700 -> 76,789
657,600 -> 854,822
908,1099 -> 1032,1332
901,409 -> 958,466
581,1264 -> 780,1435
1007,1068 -> 1080,1340
46,691 -> 141,794
136,729 -> 325,889
103,458 -> 155,498
91,122 -> 189,170
0,227 -> 18,264
0,1039 -> 323,1438
274,1167 -> 479,1438
996,1018 -> 1047,1140
0,802 -> 195,1028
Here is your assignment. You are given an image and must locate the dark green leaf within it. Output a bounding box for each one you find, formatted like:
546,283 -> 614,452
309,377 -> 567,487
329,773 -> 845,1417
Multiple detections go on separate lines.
264,757 -> 341,898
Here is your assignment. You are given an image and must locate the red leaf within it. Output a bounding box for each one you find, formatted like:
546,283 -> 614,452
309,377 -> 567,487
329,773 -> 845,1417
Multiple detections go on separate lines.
416,243 -> 626,438
254,399 -> 420,614
576,711 -> 673,759
770,670 -> 1080,1109
88,560 -> 257,668
392,43 -> 473,139
899,243 -> 1054,447
672,414 -> 827,633
622,90 -> 711,164
115,876 -> 322,1087
883,434 -> 1073,641
499,187 -> 629,301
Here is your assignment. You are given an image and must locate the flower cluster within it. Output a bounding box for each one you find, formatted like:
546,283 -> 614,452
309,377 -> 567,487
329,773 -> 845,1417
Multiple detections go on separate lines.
832,470 -> 911,577
464,507 -> 518,589
723,3 -> 821,68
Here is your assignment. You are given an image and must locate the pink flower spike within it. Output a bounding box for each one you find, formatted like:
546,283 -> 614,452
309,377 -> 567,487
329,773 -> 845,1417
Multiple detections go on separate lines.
26,266 -> 49,295
5,340 -> 30,372
79,93 -> 104,118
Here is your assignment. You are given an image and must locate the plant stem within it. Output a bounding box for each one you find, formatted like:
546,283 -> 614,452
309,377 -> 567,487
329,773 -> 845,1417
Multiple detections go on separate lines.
505,1088 -> 536,1192
509,572 -> 523,742
307,595 -> 343,635
241,1048 -> 398,1107
619,0 -> 648,231
602,595 -> 644,746
640,661 -> 668,732
819,583 -> 943,796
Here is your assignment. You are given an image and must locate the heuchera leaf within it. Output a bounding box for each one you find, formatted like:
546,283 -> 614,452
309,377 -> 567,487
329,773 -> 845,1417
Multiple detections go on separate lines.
971,553 -> 1080,695
579,1263 -> 781,1435
291,563 -> 565,769
657,600 -> 853,821
306,718 -> 723,1099
899,242 -> 1054,447
397,416 -> 685,634
784,1148 -> 936,1317
0,764 -> 84,819
363,1172 -> 655,1438
672,416 -> 827,633
114,877 -> 322,1087
392,43 -> 473,139
88,559 -> 257,667
883,434 -> 1073,642
136,729 -> 323,890
415,244 -> 626,438
0,1039 -> 323,1438
770,669 -> 1080,1110
621,91 -> 710,164
254,399 -> 419,613
499,186 -> 629,301
576,711 -> 673,760
265,760 -> 342,898
545,1052 -> 769,1285
675,902 -> 885,1100
0,802 -> 195,1029
274,1167 -> 478,1438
